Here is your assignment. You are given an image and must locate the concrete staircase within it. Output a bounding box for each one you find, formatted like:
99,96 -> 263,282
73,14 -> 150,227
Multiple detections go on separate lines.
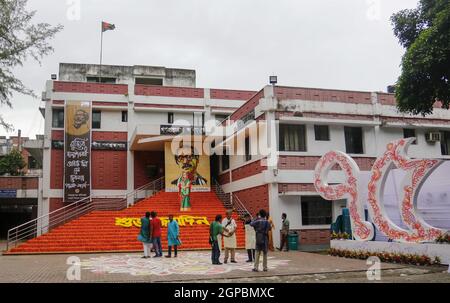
7,191 -> 245,254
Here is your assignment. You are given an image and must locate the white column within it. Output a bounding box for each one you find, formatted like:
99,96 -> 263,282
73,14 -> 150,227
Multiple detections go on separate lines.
127,83 -> 135,205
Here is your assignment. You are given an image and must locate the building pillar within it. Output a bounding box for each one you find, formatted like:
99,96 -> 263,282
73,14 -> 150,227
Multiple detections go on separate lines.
127,83 -> 135,206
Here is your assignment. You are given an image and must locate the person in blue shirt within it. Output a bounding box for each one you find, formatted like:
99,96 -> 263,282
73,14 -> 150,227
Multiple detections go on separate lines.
166,214 -> 180,258
137,212 -> 153,258
250,209 -> 270,272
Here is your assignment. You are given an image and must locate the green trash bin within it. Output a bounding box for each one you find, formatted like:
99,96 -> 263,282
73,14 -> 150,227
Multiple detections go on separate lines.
288,232 -> 299,251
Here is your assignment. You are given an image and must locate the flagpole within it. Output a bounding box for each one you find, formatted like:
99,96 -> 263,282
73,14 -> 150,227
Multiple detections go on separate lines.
99,22 -> 103,82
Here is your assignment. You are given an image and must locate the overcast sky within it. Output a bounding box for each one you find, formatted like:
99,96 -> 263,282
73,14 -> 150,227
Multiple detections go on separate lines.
0,0 -> 419,138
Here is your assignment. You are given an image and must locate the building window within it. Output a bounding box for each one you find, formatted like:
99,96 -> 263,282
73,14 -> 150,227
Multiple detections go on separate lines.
135,77 -> 163,85
344,126 -> 363,154
222,153 -> 230,171
245,137 -> 251,162
121,111 -> 128,122
193,112 -> 204,128
28,156 -> 39,169
301,196 -> 332,226
215,114 -> 228,124
168,112 -> 174,124
279,124 -> 306,152
314,125 -> 330,141
403,128 -> 417,144
441,131 -> 450,156
86,76 -> 116,84
52,108 -> 64,128
92,110 -> 101,129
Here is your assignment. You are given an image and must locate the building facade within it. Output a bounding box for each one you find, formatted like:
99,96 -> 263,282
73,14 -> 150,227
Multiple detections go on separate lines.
37,63 -> 450,248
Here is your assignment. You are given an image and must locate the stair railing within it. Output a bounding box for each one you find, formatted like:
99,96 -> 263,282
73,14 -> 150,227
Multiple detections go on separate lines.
212,178 -> 252,220
6,176 -> 165,251
231,193 -> 253,220
212,179 -> 232,209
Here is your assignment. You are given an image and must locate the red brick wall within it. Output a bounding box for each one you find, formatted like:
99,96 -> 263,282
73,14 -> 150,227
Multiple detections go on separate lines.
50,149 -> 64,189
275,86 -> 372,104
92,101 -> 128,107
53,81 -> 128,95
218,172 -> 230,185
278,183 -> 316,193
0,177 -> 38,189
91,150 -> 127,190
210,89 -> 256,101
231,159 -> 266,181
234,184 -> 269,217
92,131 -> 127,141
377,93 -> 396,105
134,151 -> 164,189
278,156 -> 376,171
291,229 -> 330,245
49,198 -> 64,212
52,130 -> 64,140
229,90 -> 264,122
135,85 -> 204,98
134,103 -> 203,110
381,116 -> 450,126
276,111 -> 374,121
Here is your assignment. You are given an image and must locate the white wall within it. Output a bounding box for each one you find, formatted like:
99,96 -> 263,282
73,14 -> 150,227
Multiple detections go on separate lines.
97,110 -> 127,132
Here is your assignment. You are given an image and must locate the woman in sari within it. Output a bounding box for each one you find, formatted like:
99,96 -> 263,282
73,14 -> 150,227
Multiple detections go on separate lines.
267,212 -> 275,251
178,172 -> 192,211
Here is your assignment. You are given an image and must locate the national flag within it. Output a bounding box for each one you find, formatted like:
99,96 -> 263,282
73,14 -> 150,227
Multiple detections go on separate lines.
102,21 -> 115,32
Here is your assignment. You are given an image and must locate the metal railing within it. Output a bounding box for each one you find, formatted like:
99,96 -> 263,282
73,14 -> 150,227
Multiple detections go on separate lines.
212,179 -> 232,209
212,178 -> 252,219
6,176 -> 165,251
232,193 -> 253,220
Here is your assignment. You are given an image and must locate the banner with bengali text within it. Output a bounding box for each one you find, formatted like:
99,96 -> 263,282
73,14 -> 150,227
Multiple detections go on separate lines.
64,100 -> 91,203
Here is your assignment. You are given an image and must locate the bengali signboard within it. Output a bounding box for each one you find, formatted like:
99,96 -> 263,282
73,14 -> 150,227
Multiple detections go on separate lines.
0,189 -> 17,198
164,142 -> 210,192
64,101 -> 91,203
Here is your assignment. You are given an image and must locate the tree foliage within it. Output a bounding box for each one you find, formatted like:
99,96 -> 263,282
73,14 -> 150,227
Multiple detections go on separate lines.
0,149 -> 26,175
391,0 -> 450,115
0,0 -> 62,130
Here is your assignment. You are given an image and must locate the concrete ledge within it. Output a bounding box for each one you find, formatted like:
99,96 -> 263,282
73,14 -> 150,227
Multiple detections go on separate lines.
331,240 -> 450,265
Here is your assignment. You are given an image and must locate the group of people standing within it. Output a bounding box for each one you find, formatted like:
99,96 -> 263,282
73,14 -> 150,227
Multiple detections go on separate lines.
138,208 -> 291,270
209,209 -> 290,272
138,212 -> 181,258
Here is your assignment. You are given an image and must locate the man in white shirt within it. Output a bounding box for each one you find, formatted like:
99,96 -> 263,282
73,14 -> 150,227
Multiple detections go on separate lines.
222,209 -> 237,263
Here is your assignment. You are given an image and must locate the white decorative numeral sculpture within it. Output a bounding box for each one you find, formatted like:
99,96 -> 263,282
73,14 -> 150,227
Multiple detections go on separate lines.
314,138 -> 447,243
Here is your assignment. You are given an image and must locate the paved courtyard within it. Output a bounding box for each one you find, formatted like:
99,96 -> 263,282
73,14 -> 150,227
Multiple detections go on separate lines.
0,248 -> 448,283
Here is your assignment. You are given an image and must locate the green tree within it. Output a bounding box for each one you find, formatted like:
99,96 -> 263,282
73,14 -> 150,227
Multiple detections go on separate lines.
0,0 -> 62,130
391,0 -> 450,115
0,149 -> 26,175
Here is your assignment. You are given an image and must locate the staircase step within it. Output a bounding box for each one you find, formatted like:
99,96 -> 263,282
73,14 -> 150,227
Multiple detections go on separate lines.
9,191 -> 245,254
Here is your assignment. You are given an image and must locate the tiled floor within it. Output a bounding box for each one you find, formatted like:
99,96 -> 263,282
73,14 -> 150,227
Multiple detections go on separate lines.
0,250 -> 406,283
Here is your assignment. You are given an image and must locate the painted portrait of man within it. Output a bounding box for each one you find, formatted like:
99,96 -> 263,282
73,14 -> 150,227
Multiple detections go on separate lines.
171,146 -> 208,186
73,109 -> 89,129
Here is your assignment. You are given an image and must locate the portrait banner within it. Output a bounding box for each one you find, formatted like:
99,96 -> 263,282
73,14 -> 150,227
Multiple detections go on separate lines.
164,142 -> 210,192
64,101 -> 92,203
